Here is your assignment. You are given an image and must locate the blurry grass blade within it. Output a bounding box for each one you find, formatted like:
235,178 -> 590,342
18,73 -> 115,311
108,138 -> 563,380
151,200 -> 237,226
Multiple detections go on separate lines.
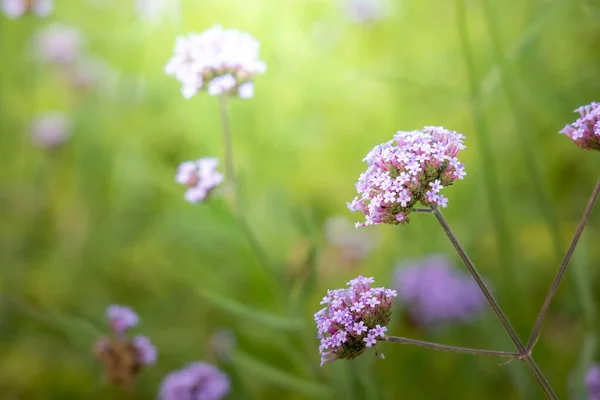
232,351 -> 332,398
481,0 -> 565,98
11,299 -> 103,348
568,333 -> 597,399
196,287 -> 303,331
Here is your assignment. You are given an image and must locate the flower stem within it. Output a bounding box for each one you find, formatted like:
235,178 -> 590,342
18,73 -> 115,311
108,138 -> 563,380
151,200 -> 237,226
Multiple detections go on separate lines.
432,206 -> 558,399
526,178 -> 600,350
384,336 -> 518,358
218,95 -> 235,201
432,206 -> 523,350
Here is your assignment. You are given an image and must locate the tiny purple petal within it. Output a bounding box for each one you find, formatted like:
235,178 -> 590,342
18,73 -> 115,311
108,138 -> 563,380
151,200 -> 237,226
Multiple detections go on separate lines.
106,305 -> 139,334
133,335 -> 157,365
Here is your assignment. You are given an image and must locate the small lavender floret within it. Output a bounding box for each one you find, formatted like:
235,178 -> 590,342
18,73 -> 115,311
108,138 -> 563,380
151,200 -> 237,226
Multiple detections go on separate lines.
395,255 -> 485,327
586,364 -> 600,400
133,335 -> 157,365
164,24 -> 266,99
348,126 -> 466,227
560,102 -> 600,151
175,157 -> 224,203
314,275 -> 397,365
159,362 -> 230,400
106,305 -> 139,334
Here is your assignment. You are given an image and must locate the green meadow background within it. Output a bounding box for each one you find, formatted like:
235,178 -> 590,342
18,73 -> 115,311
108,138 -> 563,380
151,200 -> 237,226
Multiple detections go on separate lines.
1,0 -> 600,398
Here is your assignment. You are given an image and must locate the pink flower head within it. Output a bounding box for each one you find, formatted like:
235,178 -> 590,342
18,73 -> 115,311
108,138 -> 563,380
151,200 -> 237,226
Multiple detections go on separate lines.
314,275 -> 397,365
159,362 -> 230,400
33,24 -> 83,66
175,157 -> 224,203
30,112 -> 71,148
348,126 -> 466,227
106,305 -> 139,334
164,25 -> 266,99
2,0 -> 52,19
560,102 -> 600,151
133,335 -> 157,365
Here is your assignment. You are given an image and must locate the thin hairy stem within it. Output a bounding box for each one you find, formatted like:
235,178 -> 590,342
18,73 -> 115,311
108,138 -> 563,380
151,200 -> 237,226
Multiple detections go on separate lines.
384,336 -> 519,358
218,95 -> 235,197
526,178 -> 600,350
432,206 -> 558,399
413,208 -> 433,213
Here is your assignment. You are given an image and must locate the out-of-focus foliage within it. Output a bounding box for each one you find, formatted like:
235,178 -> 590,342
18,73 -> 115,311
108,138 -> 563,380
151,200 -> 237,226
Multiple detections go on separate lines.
1,0 -> 600,399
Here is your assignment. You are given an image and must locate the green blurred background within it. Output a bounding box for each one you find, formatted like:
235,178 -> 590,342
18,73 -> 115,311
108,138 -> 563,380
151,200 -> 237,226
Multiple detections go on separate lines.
1,0 -> 600,398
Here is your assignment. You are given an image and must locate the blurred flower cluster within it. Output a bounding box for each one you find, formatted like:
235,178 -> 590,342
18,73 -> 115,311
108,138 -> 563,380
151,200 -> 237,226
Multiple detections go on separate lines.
175,157 -> 224,203
165,24 -> 266,99
2,0 -> 52,19
159,362 -> 230,400
348,126 -> 466,227
94,305 -> 157,389
395,255 -> 486,328
344,0 -> 385,24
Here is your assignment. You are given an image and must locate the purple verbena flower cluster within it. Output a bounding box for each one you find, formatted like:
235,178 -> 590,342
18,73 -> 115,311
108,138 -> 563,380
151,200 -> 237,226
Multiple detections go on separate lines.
560,102 -> 600,151
395,256 -> 485,327
159,362 -> 230,400
175,157 -> 224,203
314,275 -> 397,365
164,24 -> 266,99
587,364 -> 600,400
348,126 -> 466,227
95,305 -> 157,388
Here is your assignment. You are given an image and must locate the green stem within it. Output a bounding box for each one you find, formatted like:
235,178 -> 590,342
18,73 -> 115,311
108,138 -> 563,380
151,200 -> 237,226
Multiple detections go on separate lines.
218,95 -> 235,200
432,206 -> 557,399
384,336 -> 519,358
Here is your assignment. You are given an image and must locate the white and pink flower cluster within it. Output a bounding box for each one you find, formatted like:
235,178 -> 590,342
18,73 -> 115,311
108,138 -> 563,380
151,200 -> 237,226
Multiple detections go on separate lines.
348,126 -> 466,227
175,157 -> 224,203
164,24 -> 266,99
2,0 -> 52,19
560,101 -> 600,151
314,275 -> 397,365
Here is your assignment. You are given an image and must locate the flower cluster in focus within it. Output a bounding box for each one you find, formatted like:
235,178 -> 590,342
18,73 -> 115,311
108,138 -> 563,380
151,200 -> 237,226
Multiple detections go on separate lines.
164,24 -> 266,99
314,276 -> 397,365
348,126 -> 466,227
94,305 -> 157,389
2,0 -> 52,19
395,255 -> 486,327
560,102 -> 600,151
175,157 -> 224,203
159,362 -> 230,400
